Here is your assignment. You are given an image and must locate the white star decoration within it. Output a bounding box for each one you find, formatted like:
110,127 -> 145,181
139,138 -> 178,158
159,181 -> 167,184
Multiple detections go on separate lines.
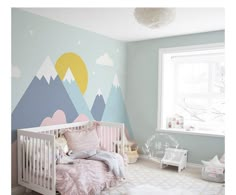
201,155 -> 224,168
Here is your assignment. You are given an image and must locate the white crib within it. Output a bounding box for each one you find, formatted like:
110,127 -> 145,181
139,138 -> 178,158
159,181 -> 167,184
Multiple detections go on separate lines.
17,121 -> 126,195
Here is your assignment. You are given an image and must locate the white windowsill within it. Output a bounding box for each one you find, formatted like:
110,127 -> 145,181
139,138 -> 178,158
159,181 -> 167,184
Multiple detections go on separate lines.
156,128 -> 225,138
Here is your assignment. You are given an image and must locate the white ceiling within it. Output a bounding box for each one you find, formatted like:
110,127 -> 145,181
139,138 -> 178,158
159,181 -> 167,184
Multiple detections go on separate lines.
23,8 -> 225,42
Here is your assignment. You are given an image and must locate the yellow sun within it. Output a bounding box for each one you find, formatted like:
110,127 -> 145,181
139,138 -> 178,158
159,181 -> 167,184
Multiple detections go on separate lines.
55,52 -> 88,94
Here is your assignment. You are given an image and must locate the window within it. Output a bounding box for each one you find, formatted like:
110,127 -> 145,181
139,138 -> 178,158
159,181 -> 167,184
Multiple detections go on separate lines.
158,43 -> 225,136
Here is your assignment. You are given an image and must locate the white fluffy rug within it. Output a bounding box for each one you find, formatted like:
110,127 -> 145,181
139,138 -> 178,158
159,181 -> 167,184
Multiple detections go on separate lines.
126,184 -> 197,195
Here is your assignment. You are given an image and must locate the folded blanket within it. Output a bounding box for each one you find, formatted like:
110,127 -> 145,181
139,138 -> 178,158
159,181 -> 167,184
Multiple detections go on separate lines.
69,150 -> 125,178
89,150 -> 125,178
69,149 -> 97,159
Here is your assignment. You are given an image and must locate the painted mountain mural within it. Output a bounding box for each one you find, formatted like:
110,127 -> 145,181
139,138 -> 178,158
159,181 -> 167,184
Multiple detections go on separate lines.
102,74 -> 134,139
11,56 -> 78,142
63,68 -> 93,120
91,89 -> 105,121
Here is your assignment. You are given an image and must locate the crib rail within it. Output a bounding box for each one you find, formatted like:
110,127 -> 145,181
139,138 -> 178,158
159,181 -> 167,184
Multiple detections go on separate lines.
17,121 -> 126,195
18,130 -> 56,195
97,122 -> 126,155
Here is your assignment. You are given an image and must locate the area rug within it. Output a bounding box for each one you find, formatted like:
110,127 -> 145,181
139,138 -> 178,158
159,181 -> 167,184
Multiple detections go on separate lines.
126,184 -> 197,195
102,158 -> 224,195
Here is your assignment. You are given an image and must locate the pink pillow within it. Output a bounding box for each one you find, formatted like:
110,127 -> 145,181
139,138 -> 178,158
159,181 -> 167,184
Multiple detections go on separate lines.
220,154 -> 225,164
64,128 -> 100,153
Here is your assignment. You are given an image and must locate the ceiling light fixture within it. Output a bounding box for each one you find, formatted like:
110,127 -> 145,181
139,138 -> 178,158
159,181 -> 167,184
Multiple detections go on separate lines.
134,8 -> 176,29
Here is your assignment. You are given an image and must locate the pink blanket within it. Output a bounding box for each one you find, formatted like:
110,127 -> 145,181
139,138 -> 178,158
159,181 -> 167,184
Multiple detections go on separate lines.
56,159 -> 121,195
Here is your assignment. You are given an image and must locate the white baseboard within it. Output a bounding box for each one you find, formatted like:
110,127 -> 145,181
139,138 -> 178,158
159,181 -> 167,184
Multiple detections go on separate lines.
187,162 -> 203,169
12,186 -> 25,195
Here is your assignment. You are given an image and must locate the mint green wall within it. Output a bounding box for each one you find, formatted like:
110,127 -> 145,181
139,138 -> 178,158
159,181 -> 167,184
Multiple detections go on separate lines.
126,31 -> 225,164
12,9 -> 127,112
12,9 -> 130,187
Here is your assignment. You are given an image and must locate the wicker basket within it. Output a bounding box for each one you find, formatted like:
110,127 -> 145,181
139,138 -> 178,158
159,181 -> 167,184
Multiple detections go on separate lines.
126,150 -> 139,163
201,166 -> 225,183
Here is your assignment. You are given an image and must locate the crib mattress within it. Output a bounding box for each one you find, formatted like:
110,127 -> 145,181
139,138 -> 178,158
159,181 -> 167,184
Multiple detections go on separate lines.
56,158 -> 120,195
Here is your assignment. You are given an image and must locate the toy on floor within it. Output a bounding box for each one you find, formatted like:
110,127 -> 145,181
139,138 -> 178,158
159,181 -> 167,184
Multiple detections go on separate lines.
201,154 -> 225,183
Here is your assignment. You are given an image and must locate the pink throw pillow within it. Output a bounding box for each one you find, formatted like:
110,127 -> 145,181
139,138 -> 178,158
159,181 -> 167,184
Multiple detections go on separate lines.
220,154 -> 225,164
64,128 -> 100,153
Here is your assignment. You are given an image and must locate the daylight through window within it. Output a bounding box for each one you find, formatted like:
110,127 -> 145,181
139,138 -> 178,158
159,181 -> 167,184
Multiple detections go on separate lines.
158,44 -> 225,135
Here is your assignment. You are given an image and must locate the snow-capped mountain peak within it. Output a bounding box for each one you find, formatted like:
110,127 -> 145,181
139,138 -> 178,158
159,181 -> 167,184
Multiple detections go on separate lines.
36,56 -> 57,84
113,74 -> 120,88
97,88 -> 102,96
63,68 -> 75,83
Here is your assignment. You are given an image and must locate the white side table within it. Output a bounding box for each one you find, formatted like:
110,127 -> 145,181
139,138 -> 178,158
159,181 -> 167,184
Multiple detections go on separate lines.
160,148 -> 188,172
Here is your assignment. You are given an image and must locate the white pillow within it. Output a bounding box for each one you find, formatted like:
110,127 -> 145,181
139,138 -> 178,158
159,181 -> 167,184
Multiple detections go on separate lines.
201,155 -> 224,168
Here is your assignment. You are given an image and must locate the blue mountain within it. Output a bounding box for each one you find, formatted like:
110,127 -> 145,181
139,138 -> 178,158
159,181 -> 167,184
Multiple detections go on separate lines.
91,89 -> 105,121
63,68 -> 93,120
12,57 -> 78,142
102,75 -> 134,139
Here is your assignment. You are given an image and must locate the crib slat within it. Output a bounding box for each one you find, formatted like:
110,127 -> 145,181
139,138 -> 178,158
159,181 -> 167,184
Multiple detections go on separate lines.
22,136 -> 25,181
31,138 -> 34,183
40,139 -> 43,186
104,126 -> 106,150
101,126 -> 104,149
29,137 -> 32,182
36,139 -> 39,185
107,127 -> 109,152
112,127 -> 115,152
110,127 -> 113,152
116,128 -> 119,153
51,139 -> 55,192
103,126 -> 105,150
29,138 -> 32,183
48,141 -> 50,189
121,125 -> 125,155
107,127 -> 110,151
32,138 -> 35,184
26,136 -> 29,182
114,127 -> 117,153
116,127 -> 118,153
44,140 -> 47,188
118,128 -> 120,153
106,127 -> 109,151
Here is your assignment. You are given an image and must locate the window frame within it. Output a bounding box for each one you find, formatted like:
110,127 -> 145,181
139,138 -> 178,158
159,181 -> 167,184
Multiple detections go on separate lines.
157,43 -> 225,137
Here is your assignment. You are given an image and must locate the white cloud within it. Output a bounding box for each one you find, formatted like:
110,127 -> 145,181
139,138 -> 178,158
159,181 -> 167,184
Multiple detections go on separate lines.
96,53 -> 114,67
12,66 -> 21,78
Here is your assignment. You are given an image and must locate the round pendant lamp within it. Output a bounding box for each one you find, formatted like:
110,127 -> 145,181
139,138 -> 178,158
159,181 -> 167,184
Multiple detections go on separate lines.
134,8 -> 176,29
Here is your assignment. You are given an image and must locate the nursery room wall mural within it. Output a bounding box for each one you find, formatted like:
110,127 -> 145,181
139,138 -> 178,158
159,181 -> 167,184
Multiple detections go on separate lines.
11,8 -> 133,187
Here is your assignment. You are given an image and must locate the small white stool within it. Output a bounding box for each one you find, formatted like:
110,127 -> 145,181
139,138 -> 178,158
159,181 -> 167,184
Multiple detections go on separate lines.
160,148 -> 188,172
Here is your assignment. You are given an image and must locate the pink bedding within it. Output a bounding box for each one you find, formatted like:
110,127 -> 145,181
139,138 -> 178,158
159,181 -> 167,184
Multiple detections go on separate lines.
56,158 -> 121,195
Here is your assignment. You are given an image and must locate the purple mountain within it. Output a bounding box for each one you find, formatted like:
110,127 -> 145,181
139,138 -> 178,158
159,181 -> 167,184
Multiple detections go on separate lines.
11,57 -> 78,142
91,89 -> 105,121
